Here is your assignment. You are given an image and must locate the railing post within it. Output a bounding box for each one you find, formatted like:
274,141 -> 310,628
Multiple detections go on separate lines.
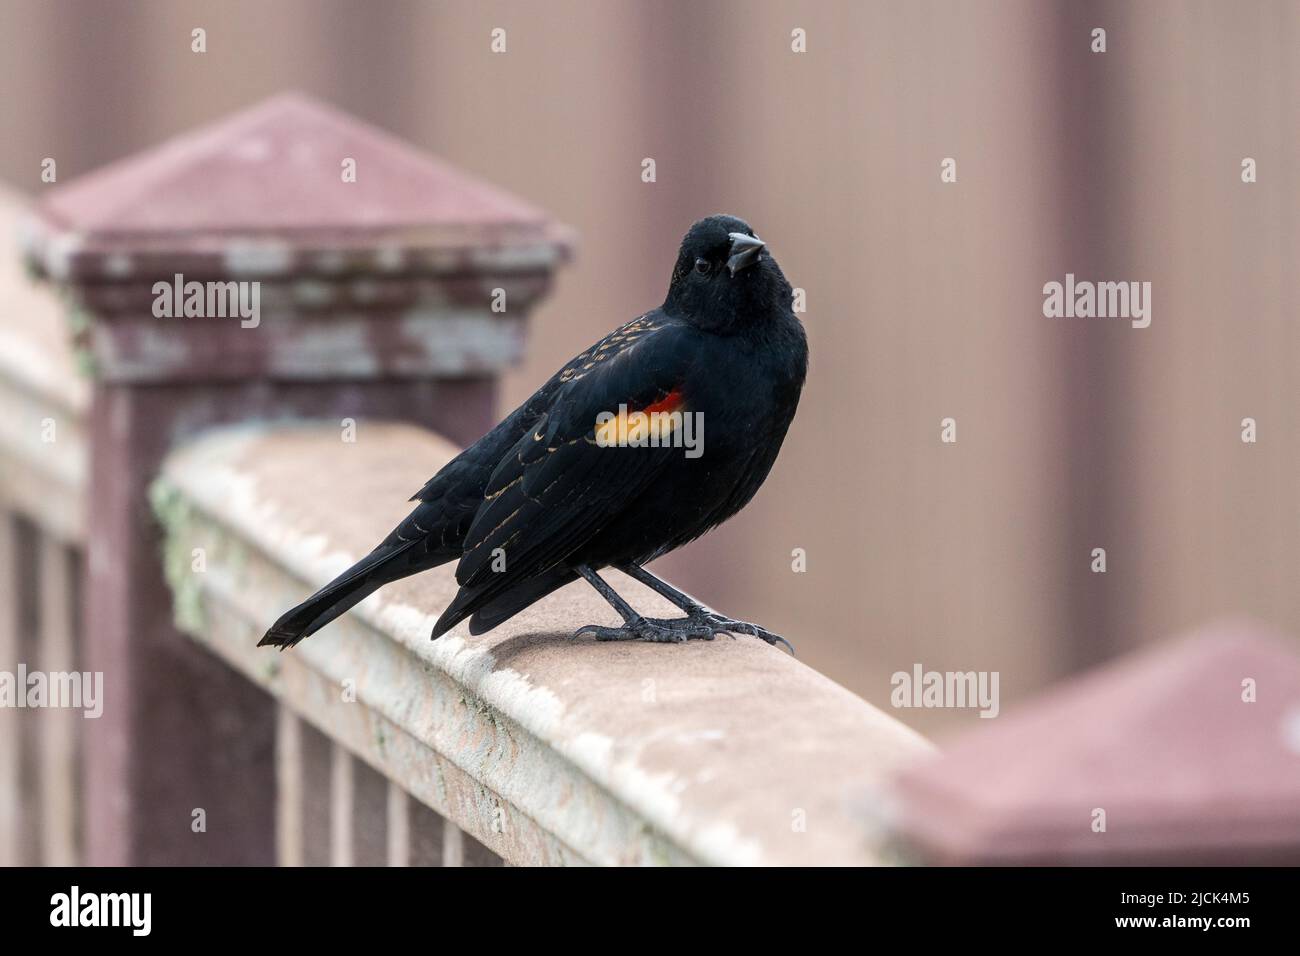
23,93 -> 571,864
887,620 -> 1300,865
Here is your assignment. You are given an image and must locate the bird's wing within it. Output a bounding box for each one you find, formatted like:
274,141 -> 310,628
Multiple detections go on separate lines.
447,319 -> 696,604
406,312 -> 673,536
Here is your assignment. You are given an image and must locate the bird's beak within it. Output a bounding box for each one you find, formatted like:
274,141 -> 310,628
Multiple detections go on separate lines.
727,232 -> 766,276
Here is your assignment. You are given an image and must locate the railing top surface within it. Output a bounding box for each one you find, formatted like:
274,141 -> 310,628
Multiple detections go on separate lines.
157,420 -> 933,866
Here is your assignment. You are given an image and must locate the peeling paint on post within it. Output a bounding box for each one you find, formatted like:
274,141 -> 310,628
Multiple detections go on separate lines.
24,93 -> 572,865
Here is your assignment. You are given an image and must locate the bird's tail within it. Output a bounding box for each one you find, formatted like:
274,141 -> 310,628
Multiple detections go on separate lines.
430,566 -> 578,640
466,567 -> 577,636
259,540 -> 420,649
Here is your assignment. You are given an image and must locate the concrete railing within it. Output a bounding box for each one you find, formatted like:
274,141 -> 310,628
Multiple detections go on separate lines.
150,421 -> 933,866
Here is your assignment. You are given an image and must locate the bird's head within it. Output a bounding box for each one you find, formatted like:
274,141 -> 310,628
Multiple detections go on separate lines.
663,214 -> 793,332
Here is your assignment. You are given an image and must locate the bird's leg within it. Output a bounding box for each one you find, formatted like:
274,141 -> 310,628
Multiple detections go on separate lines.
616,563 -> 795,654
575,565 -> 641,623
573,565 -> 715,644
616,563 -> 706,614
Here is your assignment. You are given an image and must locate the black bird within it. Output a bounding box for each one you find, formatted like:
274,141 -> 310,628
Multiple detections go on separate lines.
260,215 -> 807,651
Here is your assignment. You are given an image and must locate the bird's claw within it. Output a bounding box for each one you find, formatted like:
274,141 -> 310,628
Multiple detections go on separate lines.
692,612 -> 795,654
572,612 -> 794,653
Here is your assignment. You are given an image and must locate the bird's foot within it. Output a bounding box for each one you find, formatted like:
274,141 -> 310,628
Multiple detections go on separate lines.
573,612 -> 794,653
680,611 -> 795,654
572,616 -> 704,644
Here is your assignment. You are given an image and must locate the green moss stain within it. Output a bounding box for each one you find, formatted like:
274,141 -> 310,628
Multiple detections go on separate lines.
147,477 -> 206,635
62,304 -> 98,379
74,347 -> 97,379
64,304 -> 89,335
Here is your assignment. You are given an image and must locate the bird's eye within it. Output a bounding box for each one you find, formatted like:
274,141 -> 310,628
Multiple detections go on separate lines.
694,257 -> 711,275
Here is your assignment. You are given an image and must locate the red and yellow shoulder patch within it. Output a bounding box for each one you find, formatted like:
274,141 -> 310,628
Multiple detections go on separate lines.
594,390 -> 685,446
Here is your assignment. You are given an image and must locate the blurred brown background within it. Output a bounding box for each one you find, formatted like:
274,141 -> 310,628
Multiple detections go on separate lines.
1,0 -> 1296,735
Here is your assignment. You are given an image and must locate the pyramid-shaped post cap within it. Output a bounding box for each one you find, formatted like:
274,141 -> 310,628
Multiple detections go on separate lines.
23,92 -> 574,282
887,619 -> 1300,864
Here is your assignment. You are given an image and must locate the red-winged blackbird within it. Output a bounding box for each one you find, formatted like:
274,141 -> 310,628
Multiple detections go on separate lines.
260,215 -> 807,651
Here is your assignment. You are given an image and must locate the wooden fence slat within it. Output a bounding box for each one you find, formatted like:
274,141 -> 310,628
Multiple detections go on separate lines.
408,798 -> 446,867
386,782 -> 409,868
0,510 -> 18,866
37,534 -> 78,865
329,742 -> 353,867
299,719 -> 332,867
275,704 -> 303,867
442,819 -> 464,868
352,758 -> 388,866
13,518 -> 40,866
